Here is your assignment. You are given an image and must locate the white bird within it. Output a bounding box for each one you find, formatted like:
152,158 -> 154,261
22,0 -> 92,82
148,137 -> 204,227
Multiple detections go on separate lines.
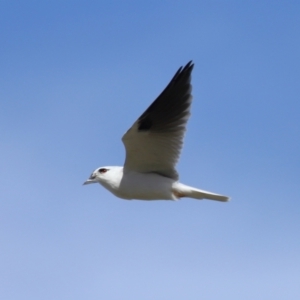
84,61 -> 230,202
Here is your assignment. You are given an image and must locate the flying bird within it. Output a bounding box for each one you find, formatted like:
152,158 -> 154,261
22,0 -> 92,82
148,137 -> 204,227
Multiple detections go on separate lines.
84,61 -> 229,202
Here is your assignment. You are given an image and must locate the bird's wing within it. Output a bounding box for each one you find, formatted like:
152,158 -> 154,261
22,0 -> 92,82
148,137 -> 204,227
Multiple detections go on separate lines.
122,61 -> 194,180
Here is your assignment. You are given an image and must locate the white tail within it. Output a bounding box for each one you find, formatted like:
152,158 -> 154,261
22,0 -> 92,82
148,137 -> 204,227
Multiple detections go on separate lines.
189,188 -> 229,202
173,183 -> 230,202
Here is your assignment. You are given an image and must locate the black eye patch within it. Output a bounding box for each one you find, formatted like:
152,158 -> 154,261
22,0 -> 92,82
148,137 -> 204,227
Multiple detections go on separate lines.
98,168 -> 108,174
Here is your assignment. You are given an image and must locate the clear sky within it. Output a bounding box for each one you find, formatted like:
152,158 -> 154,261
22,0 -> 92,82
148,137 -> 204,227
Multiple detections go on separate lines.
1,1 -> 300,299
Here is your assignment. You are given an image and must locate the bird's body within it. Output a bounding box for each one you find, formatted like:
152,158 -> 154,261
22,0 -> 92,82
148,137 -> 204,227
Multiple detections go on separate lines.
84,61 -> 230,202
97,167 -> 175,200
92,166 -> 229,201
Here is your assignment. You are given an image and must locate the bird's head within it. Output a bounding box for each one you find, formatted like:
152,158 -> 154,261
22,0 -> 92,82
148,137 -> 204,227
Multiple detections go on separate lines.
83,167 -> 112,185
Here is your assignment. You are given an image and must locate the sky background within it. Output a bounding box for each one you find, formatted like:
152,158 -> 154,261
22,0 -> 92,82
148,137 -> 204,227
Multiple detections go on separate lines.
1,1 -> 300,299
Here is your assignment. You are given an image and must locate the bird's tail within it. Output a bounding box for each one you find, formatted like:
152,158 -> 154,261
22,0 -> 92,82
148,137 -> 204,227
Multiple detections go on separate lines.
173,183 -> 230,202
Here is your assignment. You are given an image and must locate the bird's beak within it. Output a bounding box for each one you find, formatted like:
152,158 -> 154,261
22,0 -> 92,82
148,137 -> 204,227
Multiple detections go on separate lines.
83,179 -> 94,185
83,174 -> 97,185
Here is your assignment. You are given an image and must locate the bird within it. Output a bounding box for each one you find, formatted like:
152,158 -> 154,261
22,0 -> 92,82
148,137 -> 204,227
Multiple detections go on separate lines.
83,61 -> 230,202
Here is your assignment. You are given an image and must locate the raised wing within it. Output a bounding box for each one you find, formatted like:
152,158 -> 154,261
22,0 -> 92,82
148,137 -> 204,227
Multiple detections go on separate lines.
122,61 -> 194,180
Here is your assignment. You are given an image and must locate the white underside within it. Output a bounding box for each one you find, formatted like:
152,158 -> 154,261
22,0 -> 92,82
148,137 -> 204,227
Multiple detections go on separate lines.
98,169 -> 229,202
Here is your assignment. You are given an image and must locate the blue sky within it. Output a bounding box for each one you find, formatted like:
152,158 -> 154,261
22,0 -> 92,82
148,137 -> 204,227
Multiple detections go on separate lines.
1,1 -> 300,299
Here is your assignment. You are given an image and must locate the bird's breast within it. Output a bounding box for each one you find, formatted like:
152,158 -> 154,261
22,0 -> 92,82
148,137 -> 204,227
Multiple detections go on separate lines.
115,171 -> 176,200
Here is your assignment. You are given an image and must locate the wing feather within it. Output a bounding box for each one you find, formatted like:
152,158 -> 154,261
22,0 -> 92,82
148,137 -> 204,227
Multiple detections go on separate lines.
122,61 -> 194,180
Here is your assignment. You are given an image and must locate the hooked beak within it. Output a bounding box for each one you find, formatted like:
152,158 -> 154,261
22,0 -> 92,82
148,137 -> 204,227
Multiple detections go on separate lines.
83,174 -> 96,185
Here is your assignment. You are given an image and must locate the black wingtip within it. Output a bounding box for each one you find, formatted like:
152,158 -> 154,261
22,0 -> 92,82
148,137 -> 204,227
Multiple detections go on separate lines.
171,60 -> 194,83
186,60 -> 194,67
183,60 -> 194,71
137,61 -> 194,132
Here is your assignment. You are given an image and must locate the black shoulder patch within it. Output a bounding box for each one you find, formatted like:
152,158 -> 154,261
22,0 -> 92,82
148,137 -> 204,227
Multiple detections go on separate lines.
138,117 -> 152,131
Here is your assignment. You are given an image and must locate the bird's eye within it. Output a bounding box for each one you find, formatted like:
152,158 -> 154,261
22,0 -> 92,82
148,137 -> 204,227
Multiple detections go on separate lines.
98,168 -> 108,174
